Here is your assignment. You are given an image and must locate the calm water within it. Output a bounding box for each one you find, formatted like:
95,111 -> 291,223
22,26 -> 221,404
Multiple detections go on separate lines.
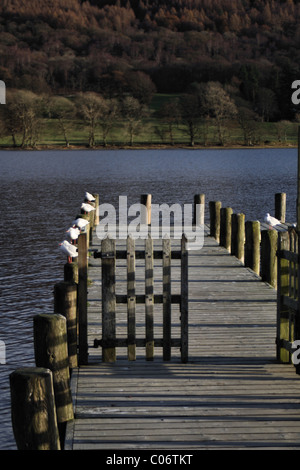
0,148 -> 297,449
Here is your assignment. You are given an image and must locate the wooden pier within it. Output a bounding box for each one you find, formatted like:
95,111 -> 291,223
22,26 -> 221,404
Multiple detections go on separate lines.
64,225 -> 300,450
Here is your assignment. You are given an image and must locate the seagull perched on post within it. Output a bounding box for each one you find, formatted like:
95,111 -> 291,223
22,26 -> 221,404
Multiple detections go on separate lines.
264,213 -> 281,229
72,217 -> 90,231
81,202 -> 95,214
66,226 -> 80,244
85,191 -> 95,202
59,240 -> 78,263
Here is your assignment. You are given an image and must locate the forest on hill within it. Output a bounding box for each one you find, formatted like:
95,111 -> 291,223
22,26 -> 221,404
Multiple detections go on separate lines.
0,0 -> 300,147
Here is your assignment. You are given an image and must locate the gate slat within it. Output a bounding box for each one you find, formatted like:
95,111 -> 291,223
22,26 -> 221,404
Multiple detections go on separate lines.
127,235 -> 136,361
102,237 -> 116,363
163,237 -> 171,361
181,234 -> 188,363
145,236 -> 154,361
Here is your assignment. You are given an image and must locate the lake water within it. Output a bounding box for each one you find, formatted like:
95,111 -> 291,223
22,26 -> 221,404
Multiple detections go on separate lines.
0,147 -> 297,449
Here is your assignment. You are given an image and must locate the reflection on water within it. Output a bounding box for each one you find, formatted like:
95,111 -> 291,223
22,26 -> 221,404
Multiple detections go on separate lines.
0,148 -> 297,449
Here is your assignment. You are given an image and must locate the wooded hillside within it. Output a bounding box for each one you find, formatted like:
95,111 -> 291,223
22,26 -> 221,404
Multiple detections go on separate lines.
0,0 -> 299,120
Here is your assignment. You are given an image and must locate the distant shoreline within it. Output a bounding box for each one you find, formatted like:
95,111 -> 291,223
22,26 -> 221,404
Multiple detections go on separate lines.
0,142 -> 297,151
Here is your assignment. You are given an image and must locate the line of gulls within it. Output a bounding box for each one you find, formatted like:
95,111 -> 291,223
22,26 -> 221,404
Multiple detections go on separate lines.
59,191 -> 95,263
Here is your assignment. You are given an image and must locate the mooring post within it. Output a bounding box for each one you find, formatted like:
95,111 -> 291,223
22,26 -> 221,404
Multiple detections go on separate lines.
261,229 -> 278,288
141,194 -> 152,225
78,232 -> 88,365
231,213 -> 245,263
10,367 -> 61,450
33,314 -> 74,427
54,281 -> 78,369
245,220 -> 261,275
94,193 -> 99,225
275,193 -> 286,223
220,207 -> 233,252
276,231 -> 290,362
209,201 -> 222,242
193,194 -> 205,225
64,262 -> 78,284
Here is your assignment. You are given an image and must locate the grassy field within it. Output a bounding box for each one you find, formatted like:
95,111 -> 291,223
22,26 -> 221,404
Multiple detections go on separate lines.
0,93 -> 298,149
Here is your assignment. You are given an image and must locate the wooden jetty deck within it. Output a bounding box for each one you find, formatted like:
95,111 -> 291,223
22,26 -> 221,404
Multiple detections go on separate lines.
65,226 -> 300,450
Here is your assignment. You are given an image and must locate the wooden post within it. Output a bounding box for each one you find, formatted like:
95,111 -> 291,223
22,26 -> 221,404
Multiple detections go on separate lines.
141,194 -> 152,225
193,194 -> 205,225
163,236 -> 171,361
261,229 -> 278,288
181,234 -> 188,363
209,201 -> 222,242
10,367 -> 61,450
145,235 -> 154,360
78,233 -> 88,365
102,236 -> 116,363
231,213 -> 245,263
64,262 -> 78,284
275,193 -> 286,223
94,193 -> 99,225
220,207 -> 233,252
33,314 -> 74,425
245,221 -> 261,275
127,235 -> 136,361
276,231 -> 290,363
54,281 -> 78,368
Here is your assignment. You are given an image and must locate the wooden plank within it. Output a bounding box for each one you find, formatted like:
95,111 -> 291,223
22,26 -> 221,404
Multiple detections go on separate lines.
145,236 -> 154,360
101,237 -> 116,363
127,235 -> 136,361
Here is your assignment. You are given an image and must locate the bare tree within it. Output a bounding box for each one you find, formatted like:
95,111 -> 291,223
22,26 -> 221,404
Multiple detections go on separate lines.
49,96 -> 75,147
121,96 -> 149,146
98,97 -> 119,147
205,81 -> 237,146
77,92 -> 103,147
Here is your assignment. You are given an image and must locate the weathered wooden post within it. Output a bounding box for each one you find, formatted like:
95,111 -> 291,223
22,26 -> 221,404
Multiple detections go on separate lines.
64,262 -> 78,284
220,207 -> 233,252
245,220 -> 261,275
78,233 -> 88,365
276,231 -> 290,363
275,192 -> 286,223
33,314 -> 74,426
231,213 -> 245,263
193,194 -> 205,225
10,367 -> 61,450
209,201 -> 222,242
141,194 -> 152,225
261,229 -> 278,288
94,193 -> 99,225
102,236 -> 116,363
54,281 -> 78,368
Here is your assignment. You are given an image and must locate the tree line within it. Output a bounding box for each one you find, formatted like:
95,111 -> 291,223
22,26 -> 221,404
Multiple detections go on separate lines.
0,83 -> 296,148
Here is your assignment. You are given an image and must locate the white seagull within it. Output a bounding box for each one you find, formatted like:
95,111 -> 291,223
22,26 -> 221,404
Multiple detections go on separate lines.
72,217 -> 90,231
59,240 -> 78,263
66,226 -> 80,243
85,191 -> 95,202
264,213 -> 281,229
81,202 -> 95,213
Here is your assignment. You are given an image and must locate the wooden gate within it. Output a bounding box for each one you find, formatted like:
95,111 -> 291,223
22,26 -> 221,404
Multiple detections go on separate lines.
93,234 -> 188,363
276,228 -> 299,367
